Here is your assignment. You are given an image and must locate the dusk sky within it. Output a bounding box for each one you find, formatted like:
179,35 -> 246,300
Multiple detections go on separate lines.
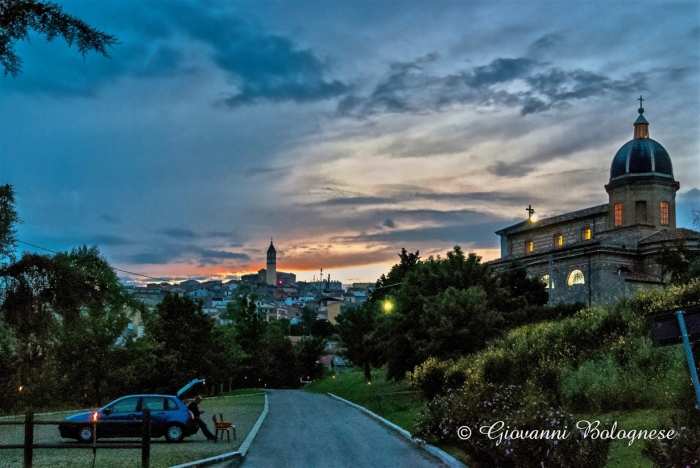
1,1 -> 698,284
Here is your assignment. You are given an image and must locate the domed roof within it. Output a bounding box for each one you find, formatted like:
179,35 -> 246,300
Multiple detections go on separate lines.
610,138 -> 674,180
609,101 -> 674,181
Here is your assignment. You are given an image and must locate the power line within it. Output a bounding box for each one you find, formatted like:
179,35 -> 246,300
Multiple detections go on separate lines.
15,240 -> 170,282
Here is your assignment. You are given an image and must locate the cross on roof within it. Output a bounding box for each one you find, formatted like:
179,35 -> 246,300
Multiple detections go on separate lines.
526,205 -> 535,220
638,95 -> 644,112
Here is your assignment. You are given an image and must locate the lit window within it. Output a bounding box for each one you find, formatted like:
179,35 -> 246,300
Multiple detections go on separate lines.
525,240 -> 534,253
581,228 -> 592,241
614,203 -> 623,227
660,202 -> 669,225
541,275 -> 554,289
567,270 -> 585,286
554,234 -> 563,247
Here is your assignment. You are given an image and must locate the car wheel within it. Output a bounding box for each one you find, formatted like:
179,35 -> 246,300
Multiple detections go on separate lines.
77,426 -> 94,443
165,424 -> 184,443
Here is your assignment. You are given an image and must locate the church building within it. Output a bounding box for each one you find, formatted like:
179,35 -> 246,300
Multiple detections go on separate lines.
490,99 -> 700,306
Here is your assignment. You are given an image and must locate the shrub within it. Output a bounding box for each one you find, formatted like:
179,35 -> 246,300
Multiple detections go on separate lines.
560,339 -> 686,412
412,357 -> 450,400
412,358 -> 467,400
415,383 -> 611,468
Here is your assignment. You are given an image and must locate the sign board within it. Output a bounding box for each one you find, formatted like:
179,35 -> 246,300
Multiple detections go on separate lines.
652,304 -> 700,347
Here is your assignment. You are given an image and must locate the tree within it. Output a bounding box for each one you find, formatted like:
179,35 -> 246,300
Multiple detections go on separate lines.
52,246 -> 134,405
299,306 -> 317,334
336,302 -> 383,381
1,0 -> 118,76
310,318 -> 334,338
0,184 -> 19,263
295,336 -> 325,381
146,294 -> 220,394
377,246 -> 550,381
657,241 -> 700,285
0,245 -> 137,407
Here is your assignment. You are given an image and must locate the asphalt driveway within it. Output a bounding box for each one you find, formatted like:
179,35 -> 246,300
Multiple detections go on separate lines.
236,389 -> 446,468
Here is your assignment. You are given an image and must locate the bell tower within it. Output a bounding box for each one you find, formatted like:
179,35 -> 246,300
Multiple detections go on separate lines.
266,239 -> 277,286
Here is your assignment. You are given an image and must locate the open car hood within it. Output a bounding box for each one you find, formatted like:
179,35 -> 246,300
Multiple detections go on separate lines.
176,378 -> 205,397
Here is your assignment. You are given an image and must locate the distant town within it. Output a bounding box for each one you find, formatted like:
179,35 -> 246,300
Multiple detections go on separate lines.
124,240 -> 372,337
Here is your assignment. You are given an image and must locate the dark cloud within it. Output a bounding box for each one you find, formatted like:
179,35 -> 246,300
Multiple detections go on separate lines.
527,33 -> 565,56
119,243 -> 250,266
5,1 -> 349,105
154,3 -> 349,106
467,58 -> 535,88
316,190 -> 543,207
522,69 -> 647,115
339,40 -> 647,118
242,166 -> 293,177
158,228 -> 199,239
383,218 -> 395,228
87,234 -> 133,246
317,196 -> 391,206
334,220 -> 507,247
486,161 -> 534,177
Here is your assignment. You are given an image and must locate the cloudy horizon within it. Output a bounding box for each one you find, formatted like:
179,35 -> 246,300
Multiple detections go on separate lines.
2,1 -> 698,284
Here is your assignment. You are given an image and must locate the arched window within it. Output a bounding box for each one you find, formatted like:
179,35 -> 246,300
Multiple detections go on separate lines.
541,275 -> 554,289
567,270 -> 585,286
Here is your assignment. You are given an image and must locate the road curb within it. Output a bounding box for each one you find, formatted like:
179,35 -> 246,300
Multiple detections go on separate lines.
169,392 -> 269,468
328,393 -> 467,468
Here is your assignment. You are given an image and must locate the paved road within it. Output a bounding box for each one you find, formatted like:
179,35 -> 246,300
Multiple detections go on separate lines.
235,390 -> 446,468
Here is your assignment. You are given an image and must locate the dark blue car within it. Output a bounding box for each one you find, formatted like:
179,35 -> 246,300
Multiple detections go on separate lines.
59,380 -> 205,443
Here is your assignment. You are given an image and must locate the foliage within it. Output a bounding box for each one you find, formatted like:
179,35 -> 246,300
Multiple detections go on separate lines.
415,383 -> 611,468
310,318 -> 334,338
0,318 -> 19,411
295,336 -> 326,381
300,305 -> 318,333
0,0 -> 118,76
0,184 -> 19,263
336,301 -> 383,381
144,293 -> 220,394
0,245 -> 138,408
656,241 -> 700,285
377,247 -> 548,380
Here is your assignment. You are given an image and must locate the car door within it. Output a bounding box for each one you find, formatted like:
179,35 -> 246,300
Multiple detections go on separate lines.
100,397 -> 142,438
141,397 -> 168,435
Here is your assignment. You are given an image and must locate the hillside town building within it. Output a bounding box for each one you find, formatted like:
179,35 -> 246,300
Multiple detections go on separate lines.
490,100 -> 700,306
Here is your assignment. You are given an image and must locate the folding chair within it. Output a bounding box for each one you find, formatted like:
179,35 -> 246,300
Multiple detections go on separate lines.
212,414 -> 235,442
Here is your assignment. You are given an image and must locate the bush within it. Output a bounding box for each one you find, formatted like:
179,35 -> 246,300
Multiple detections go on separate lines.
560,339 -> 686,412
415,383 -> 611,468
412,357 -> 450,400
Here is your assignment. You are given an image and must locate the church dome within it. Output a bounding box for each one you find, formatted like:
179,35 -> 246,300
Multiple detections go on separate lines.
610,138 -> 673,180
609,102 -> 674,181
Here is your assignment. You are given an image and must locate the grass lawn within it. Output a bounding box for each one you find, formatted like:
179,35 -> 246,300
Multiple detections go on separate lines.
304,368 -> 424,431
0,391 -> 265,468
582,409 -> 670,468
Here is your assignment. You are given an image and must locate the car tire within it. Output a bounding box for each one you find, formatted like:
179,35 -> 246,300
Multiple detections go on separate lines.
77,426 -> 94,443
165,423 -> 185,443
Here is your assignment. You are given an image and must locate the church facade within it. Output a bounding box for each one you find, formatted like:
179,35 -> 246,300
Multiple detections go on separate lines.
490,101 -> 700,306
